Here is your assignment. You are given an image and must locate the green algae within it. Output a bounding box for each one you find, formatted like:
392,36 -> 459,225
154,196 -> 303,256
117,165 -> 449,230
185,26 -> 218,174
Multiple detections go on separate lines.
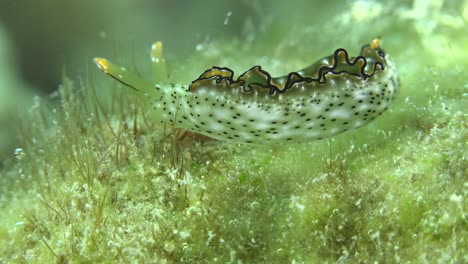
0,1 -> 467,263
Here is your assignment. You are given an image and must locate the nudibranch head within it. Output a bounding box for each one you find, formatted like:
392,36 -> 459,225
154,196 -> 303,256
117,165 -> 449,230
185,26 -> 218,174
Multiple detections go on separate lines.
94,38 -> 398,143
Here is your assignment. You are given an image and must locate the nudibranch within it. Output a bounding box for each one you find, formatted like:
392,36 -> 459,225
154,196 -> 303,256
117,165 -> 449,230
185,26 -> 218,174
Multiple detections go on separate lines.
94,38 -> 398,143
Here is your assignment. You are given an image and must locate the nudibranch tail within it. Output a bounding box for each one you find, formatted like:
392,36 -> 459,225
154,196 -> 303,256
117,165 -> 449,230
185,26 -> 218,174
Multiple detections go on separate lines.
95,37 -> 399,143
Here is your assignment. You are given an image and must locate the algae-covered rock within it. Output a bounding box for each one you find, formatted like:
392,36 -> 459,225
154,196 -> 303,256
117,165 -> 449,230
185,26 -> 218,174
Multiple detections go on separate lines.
0,1 -> 466,263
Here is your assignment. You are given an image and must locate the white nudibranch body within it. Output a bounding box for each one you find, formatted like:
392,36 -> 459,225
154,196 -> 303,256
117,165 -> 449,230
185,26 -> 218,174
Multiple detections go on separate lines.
94,38 -> 399,143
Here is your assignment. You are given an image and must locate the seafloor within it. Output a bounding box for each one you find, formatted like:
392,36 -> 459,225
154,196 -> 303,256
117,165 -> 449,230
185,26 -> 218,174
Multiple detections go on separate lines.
0,1 -> 466,263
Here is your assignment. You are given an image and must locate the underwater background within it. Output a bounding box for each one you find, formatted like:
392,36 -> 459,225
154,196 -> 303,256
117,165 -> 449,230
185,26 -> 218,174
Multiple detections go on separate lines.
0,0 -> 466,262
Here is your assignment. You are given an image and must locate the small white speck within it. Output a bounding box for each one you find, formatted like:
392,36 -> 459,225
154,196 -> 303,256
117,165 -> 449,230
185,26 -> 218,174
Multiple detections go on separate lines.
358,104 -> 370,111
14,148 -> 24,160
13,221 -> 24,228
369,231 -> 380,240
329,109 -> 351,119
330,127 -> 339,134
224,11 -> 232,25
306,130 -> 320,137
195,43 -> 204,51
179,230 -> 191,239
354,120 -> 363,127
355,198 -> 362,207
450,193 -> 462,203
206,230 -> 215,246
